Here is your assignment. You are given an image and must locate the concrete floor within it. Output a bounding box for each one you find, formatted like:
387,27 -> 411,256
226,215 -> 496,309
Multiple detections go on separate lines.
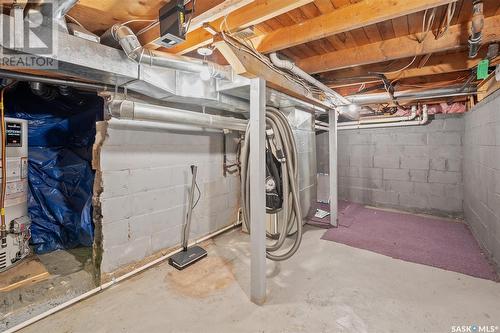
15,226 -> 500,333
1,248 -> 95,331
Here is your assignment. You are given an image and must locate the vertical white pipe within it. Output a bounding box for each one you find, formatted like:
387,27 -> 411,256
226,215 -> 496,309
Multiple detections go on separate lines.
329,109 -> 338,227
249,78 -> 267,304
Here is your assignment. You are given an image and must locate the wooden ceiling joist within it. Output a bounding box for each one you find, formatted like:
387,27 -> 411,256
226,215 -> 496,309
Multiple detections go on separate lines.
322,51 -> 489,87
137,0 -> 251,49
215,40 -> 326,109
249,0 -> 458,54
140,0 -> 314,55
296,15 -> 500,74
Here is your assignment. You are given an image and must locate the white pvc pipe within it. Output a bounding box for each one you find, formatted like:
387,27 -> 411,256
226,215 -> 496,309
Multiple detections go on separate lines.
3,222 -> 242,333
338,105 -> 428,130
268,53 -> 360,121
338,106 -> 417,127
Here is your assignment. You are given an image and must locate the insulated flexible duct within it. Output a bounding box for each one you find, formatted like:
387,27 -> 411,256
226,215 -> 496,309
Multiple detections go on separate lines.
240,107 -> 302,261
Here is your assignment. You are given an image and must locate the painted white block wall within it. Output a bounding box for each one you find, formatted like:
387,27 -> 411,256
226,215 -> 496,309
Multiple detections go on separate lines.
94,122 -> 240,274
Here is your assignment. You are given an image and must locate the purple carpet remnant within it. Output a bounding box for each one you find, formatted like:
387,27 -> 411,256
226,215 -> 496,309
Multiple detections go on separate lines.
320,202 -> 498,281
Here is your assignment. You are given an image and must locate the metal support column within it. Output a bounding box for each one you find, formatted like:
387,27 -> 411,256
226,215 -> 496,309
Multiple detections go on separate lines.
249,78 -> 267,304
329,108 -> 338,227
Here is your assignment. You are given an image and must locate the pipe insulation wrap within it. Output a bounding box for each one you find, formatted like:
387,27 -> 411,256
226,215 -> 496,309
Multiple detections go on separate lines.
108,100 -> 248,132
240,107 -> 303,261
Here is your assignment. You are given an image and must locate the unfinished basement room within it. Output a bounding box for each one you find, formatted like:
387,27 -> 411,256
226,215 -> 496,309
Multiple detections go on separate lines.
0,0 -> 500,332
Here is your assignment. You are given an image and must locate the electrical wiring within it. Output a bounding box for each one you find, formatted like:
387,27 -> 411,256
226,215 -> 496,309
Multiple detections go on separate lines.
121,19 -> 157,26
436,2 -> 457,39
371,56 -> 418,75
218,15 -> 324,98
417,7 -> 436,43
136,20 -> 159,36
65,14 -> 84,28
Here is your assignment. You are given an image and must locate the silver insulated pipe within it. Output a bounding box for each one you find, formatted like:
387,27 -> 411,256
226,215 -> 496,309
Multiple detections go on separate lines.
112,25 -> 232,80
108,100 -> 248,132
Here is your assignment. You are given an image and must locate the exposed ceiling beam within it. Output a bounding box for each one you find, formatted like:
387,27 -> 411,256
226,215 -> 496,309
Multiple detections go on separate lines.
296,15 -> 500,74
140,0 -> 313,54
333,71 -> 470,95
214,40 -> 328,109
250,0 -> 457,54
137,0 -> 252,49
188,0 -> 255,32
322,50 -> 489,86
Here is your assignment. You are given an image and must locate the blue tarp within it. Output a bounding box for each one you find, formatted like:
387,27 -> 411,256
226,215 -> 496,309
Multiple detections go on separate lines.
5,83 -> 102,253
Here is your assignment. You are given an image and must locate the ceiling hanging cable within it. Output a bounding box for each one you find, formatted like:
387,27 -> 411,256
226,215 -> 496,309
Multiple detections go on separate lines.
218,15 -> 323,98
417,7 -> 436,43
436,2 -> 457,39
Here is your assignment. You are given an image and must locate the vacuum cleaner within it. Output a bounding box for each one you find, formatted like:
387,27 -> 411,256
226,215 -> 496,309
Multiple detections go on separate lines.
168,165 -> 207,270
240,107 -> 303,261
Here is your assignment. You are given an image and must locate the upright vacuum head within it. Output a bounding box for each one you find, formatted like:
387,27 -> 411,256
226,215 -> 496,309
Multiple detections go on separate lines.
168,165 -> 207,270
168,245 -> 207,270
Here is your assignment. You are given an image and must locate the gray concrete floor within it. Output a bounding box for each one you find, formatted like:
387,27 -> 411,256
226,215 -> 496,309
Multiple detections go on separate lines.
1,248 -> 95,331
15,226 -> 500,333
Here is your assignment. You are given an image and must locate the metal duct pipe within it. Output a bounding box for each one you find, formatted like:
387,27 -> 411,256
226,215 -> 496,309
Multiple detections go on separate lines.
29,82 -> 58,101
112,25 -> 232,80
346,87 -> 477,105
108,100 -> 248,132
468,0 -> 484,58
39,0 -> 79,32
338,105 -> 429,130
0,69 -> 112,91
107,118 -> 222,134
268,53 -> 360,120
338,106 -> 417,126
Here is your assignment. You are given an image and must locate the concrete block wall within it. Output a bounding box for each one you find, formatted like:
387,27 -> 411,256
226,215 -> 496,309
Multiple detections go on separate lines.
94,123 -> 240,274
463,90 -> 500,267
316,114 -> 464,217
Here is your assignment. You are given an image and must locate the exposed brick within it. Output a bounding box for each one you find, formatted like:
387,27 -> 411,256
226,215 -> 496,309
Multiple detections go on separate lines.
430,158 -> 446,171
428,132 -> 462,146
409,169 -> 429,183
384,180 -> 414,194
428,170 -> 461,184
383,168 -> 410,181
400,156 -> 430,170
374,155 -> 399,168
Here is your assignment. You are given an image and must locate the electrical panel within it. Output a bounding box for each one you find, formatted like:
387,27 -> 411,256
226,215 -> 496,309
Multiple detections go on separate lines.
0,118 -> 31,272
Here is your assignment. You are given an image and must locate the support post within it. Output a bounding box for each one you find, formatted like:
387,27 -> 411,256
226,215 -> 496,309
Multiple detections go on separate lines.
249,78 -> 266,304
329,108 -> 338,227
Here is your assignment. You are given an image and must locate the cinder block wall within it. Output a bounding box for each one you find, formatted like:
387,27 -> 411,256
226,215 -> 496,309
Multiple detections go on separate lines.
93,123 -> 240,274
463,91 -> 500,267
316,114 -> 464,217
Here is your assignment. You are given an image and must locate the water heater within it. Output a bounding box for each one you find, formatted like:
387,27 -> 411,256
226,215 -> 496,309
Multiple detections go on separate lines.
0,117 -> 30,272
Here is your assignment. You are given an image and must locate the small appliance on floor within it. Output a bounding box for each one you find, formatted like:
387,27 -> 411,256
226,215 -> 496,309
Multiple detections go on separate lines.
168,165 -> 207,270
